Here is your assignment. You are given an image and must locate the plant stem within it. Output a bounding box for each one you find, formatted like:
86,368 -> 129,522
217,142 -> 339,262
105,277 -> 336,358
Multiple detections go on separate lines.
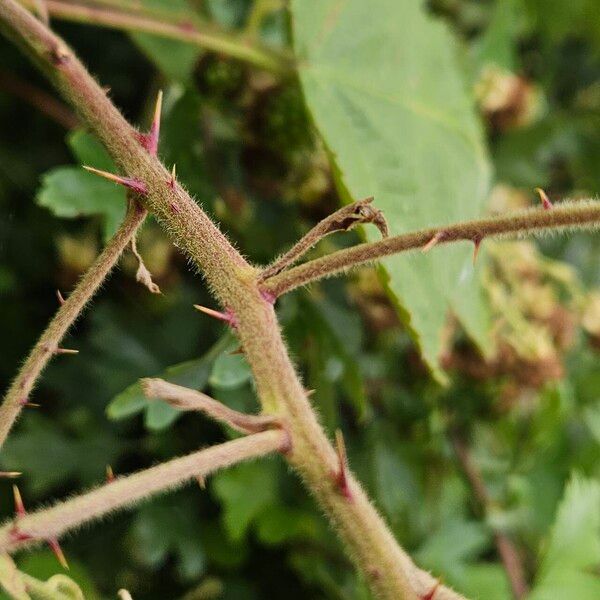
17,0 -> 293,75
262,201 -> 600,298
0,430 -> 286,554
0,201 -> 146,448
0,2 -> 464,597
452,435 -> 529,599
259,197 -> 388,282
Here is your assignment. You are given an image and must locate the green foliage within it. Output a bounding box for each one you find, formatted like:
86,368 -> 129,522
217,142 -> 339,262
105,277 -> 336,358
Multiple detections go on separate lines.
1,0 -> 600,599
291,0 -> 492,378
37,130 -> 126,241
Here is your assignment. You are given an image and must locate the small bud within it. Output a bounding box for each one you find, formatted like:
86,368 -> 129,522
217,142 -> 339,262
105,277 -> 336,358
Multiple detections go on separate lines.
83,166 -> 147,196
333,430 -> 352,501
422,231 -> 445,253
56,289 -> 65,305
13,485 -> 26,518
48,538 -> 69,570
193,305 -> 237,328
535,187 -> 553,210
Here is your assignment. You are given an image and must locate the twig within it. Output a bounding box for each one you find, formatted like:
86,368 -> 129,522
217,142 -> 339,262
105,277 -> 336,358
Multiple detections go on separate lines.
0,200 -> 146,447
259,197 -> 388,281
142,378 -> 282,434
0,430 -> 286,555
16,0 -> 292,75
0,68 -> 77,128
451,435 -> 529,599
262,200 -> 600,298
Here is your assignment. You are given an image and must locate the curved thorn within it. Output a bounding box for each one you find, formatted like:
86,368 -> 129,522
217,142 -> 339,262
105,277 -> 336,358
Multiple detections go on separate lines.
535,187 -> 553,210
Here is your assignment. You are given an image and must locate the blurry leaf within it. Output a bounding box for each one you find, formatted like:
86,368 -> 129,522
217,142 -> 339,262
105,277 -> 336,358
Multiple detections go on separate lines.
131,495 -> 205,581
456,563 -> 512,600
161,89 -> 216,199
37,130 -> 126,241
1,413 -> 123,496
528,473 -> 600,600
131,34 -> 201,81
212,460 -> 279,542
209,345 -> 252,390
291,0 -> 491,379
255,505 -> 325,545
18,551 -> 100,599
107,335 -> 230,430
416,520 -> 490,585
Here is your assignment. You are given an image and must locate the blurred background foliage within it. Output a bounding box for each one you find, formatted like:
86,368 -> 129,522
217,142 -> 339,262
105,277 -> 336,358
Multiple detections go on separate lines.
0,0 -> 599,598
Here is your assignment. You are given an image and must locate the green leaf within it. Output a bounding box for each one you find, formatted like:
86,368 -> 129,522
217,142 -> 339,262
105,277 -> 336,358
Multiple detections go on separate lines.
131,33 -> 201,81
107,335 -> 230,431
528,473 -> 600,600
131,495 -> 205,580
291,0 -> 491,379
457,563 -> 512,600
209,345 -> 253,390
36,130 -> 126,241
212,460 -> 280,542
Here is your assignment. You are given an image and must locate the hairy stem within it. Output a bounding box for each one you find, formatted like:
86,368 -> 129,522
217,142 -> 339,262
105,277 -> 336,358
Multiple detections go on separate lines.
142,378 -> 282,434
0,201 -> 146,448
452,435 -> 529,599
17,0 -> 293,74
0,431 -> 286,554
259,197 -> 388,281
262,200 -> 600,297
0,2 -> 463,597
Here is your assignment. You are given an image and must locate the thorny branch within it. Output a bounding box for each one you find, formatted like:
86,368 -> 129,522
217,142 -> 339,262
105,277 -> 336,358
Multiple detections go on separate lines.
261,200 -> 600,298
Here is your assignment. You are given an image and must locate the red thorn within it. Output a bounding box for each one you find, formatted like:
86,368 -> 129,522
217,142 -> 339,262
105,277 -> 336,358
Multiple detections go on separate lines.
333,430 -> 353,501
106,465 -> 115,483
56,289 -> 65,305
422,231 -> 445,253
13,485 -> 26,518
137,90 -> 163,155
472,236 -> 483,265
421,581 -> 440,600
83,166 -> 147,196
48,538 -> 69,569
260,289 -> 276,304
535,187 -> 553,210
193,305 -> 238,328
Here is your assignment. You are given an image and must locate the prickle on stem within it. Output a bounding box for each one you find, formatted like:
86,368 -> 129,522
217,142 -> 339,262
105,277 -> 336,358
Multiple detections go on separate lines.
193,304 -> 238,328
333,430 -> 353,501
83,166 -> 147,196
535,187 -> 553,210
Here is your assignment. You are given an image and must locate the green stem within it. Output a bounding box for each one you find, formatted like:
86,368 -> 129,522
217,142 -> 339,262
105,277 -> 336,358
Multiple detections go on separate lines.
17,0 -> 293,75
262,200 -> 600,298
0,202 -> 146,448
0,2 -> 462,598
0,431 -> 285,554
